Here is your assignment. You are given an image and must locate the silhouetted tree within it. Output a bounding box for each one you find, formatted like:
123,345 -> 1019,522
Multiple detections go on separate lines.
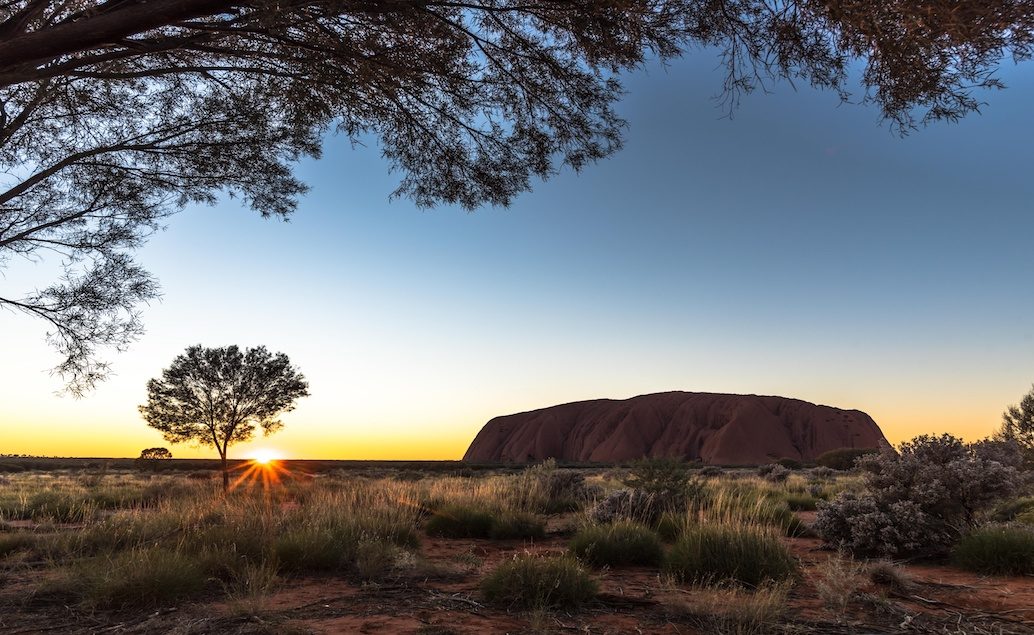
135,446 -> 172,472
139,345 -> 309,490
998,384 -> 1034,464
3,1 -> 1032,391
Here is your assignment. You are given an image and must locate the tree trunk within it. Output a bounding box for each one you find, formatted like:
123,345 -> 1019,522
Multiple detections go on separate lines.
221,453 -> 229,491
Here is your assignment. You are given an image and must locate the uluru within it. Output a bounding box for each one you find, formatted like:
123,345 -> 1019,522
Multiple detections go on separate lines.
463,391 -> 890,465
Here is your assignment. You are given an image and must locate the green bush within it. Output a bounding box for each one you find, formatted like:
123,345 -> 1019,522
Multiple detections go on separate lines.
666,525 -> 798,587
622,457 -> 701,512
489,510 -> 546,540
952,525 -> 1034,575
425,504 -> 494,538
570,521 -> 664,567
480,554 -> 597,610
815,448 -> 878,471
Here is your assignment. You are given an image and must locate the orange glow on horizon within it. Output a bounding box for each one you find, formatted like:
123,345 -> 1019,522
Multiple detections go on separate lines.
230,457 -> 291,491
251,449 -> 280,464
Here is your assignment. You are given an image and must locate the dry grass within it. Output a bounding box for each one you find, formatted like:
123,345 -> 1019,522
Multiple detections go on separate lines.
661,579 -> 792,635
813,551 -> 866,619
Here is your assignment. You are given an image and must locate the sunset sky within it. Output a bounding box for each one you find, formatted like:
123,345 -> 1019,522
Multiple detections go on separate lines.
3,51 -> 1033,460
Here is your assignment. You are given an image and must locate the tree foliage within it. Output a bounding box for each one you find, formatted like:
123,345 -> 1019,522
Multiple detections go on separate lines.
135,446 -> 172,471
998,384 -> 1034,464
3,1 -> 1032,391
138,345 -> 308,488
138,447 -> 172,460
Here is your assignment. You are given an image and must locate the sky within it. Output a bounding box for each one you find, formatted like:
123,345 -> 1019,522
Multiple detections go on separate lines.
3,50 -> 1034,460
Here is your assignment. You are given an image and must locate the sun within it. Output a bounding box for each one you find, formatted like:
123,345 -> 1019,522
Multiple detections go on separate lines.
251,449 -> 280,465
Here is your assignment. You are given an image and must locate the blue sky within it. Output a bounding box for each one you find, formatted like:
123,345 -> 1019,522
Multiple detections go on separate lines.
3,50 -> 1033,458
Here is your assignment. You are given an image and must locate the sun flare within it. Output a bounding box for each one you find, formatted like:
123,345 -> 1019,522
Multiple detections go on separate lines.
251,449 -> 279,465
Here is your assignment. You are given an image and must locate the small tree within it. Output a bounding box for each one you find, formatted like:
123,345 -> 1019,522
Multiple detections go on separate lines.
998,385 -> 1034,466
139,345 -> 309,490
135,447 -> 172,472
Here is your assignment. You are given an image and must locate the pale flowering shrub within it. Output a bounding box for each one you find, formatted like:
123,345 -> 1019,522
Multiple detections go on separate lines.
763,465 -> 790,483
587,489 -> 662,525
815,434 -> 1019,557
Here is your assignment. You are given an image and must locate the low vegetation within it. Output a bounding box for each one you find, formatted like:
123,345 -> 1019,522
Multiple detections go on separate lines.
952,524 -> 1034,575
424,504 -> 495,538
2,455 -> 1031,633
665,524 -> 798,587
815,434 -> 1020,557
480,554 -> 597,610
815,447 -> 879,471
569,521 -> 664,567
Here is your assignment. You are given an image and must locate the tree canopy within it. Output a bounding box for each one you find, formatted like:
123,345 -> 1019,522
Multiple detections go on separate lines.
998,384 -> 1034,464
2,1 -> 1032,392
139,344 -> 308,488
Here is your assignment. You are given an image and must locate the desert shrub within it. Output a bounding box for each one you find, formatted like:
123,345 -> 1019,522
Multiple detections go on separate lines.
665,524 -> 797,587
756,464 -> 777,477
807,466 -> 836,480
763,465 -> 790,483
783,493 -> 819,511
815,434 -> 1019,557
488,510 -> 546,540
480,554 -> 597,610
952,525 -> 1034,575
777,458 -> 803,470
698,465 -> 723,478
540,471 -> 597,514
970,438 -> 1029,470
513,460 -> 597,514
816,448 -> 879,471
569,521 -> 663,567
587,488 -> 663,525
425,504 -> 494,538
621,457 -> 701,515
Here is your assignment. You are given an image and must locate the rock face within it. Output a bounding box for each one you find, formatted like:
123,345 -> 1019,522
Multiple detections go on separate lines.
463,391 -> 889,465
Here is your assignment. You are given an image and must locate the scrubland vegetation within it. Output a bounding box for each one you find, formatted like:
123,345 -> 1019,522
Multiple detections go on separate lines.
1,443 -> 1032,634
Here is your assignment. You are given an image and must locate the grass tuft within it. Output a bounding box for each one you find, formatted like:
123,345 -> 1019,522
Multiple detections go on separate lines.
480,553 -> 597,610
952,524 -> 1034,575
488,510 -> 546,540
666,524 -> 797,587
424,504 -> 495,538
569,521 -> 664,567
